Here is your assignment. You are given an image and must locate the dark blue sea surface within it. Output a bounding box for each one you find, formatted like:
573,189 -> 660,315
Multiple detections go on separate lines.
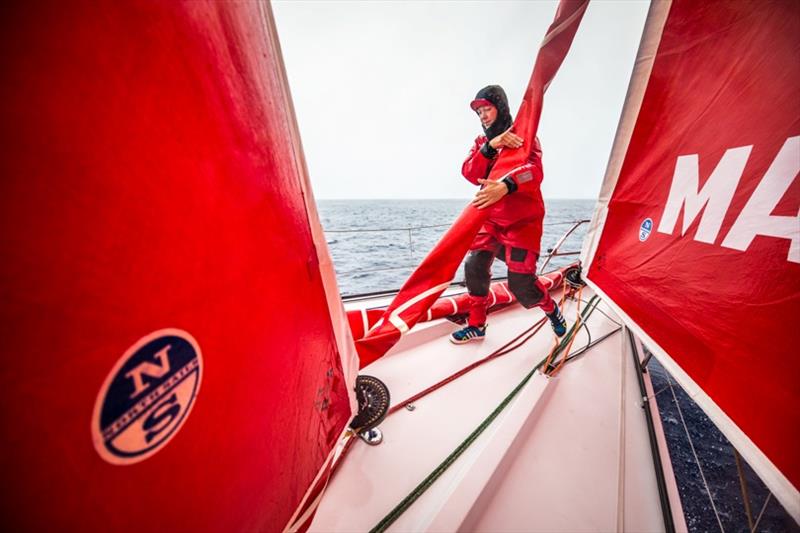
647,356 -> 798,533
317,198 -> 797,533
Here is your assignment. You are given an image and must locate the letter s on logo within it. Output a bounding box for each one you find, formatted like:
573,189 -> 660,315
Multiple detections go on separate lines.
143,393 -> 181,444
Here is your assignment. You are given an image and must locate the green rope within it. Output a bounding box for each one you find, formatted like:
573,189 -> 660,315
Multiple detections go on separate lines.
546,295 -> 600,371
370,295 -> 600,533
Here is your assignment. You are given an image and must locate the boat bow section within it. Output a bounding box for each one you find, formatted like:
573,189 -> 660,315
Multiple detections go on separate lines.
312,285 -> 683,531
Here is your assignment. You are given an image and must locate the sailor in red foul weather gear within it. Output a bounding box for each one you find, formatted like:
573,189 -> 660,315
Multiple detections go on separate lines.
450,85 -> 567,344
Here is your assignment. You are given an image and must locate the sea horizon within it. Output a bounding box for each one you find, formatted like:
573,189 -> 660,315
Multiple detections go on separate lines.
317,198 -> 594,296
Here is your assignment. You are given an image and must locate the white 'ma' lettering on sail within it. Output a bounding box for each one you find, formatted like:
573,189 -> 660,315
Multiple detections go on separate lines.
657,145 -> 752,243
721,136 -> 800,263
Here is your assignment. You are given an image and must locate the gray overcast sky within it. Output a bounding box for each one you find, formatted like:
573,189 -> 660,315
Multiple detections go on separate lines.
272,0 -> 649,200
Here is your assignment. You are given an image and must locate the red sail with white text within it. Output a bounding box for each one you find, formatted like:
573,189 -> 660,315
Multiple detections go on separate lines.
582,0 -> 799,521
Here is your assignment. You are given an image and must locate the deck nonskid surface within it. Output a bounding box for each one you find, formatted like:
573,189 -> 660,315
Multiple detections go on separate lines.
312,288 -> 665,531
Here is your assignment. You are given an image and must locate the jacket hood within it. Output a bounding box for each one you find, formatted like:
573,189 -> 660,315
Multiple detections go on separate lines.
470,85 -> 513,141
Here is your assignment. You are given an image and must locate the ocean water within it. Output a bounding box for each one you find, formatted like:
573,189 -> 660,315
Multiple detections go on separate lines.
317,198 -> 797,533
647,357 -> 797,533
319,198 -> 593,296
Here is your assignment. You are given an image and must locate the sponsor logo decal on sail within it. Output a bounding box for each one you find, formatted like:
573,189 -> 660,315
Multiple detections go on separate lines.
656,136 -> 799,263
91,329 -> 203,465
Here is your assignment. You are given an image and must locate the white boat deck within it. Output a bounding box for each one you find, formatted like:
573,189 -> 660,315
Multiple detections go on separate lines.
311,286 -> 685,532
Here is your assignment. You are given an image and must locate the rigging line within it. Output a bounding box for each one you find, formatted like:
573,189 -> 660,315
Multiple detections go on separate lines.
370,324 -> 567,533
548,292 -> 601,375
371,294 -> 599,532
643,384 -> 672,402
490,327 -> 544,358
387,317 -> 549,415
580,320 -> 592,346
667,375 -> 726,533
628,329 -> 675,533
562,327 -> 622,363
285,430 -> 357,532
326,312 -> 548,492
752,493 -> 772,532
341,253 -> 580,277
339,264 -> 418,275
617,321 -> 628,531
541,289 -> 571,371
574,297 -> 623,326
327,430 -> 358,480
549,285 -> 585,376
733,449 -> 755,531
332,286 -> 570,506
325,220 -> 586,233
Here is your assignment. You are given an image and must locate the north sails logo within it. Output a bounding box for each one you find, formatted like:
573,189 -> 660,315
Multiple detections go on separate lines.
92,329 -> 202,465
639,218 -> 653,241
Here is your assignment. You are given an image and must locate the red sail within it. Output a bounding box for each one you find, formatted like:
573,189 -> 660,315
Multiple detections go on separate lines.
356,0 -> 590,367
582,0 -> 799,521
0,2 -> 356,531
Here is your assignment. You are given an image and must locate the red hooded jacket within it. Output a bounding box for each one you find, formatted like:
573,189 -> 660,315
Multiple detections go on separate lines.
462,135 -> 545,253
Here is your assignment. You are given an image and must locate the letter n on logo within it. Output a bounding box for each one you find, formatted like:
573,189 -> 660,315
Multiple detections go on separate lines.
125,345 -> 172,399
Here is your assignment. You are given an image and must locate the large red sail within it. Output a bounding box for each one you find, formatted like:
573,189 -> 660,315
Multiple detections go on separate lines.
582,0 -> 799,521
357,0 -> 590,366
0,2 -> 356,531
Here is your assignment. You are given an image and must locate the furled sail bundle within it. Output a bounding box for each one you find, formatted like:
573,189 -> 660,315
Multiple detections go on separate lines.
581,0 -> 800,521
0,2 -> 357,531
348,269 -> 566,347
356,0 -> 590,367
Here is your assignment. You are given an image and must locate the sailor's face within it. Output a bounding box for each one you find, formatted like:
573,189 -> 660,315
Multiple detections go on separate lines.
477,105 -> 497,128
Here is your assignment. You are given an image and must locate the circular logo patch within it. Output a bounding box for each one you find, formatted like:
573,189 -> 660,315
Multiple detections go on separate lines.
92,328 -> 202,465
639,218 -> 653,242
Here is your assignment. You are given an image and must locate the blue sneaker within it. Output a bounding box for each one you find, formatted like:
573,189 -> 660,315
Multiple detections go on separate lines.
547,305 -> 567,337
449,324 -> 487,344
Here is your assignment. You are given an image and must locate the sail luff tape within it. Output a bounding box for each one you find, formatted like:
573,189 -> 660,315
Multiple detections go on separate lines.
540,1 -> 589,48
447,297 -> 458,315
366,318 -> 384,336
361,309 -> 369,337
388,282 -> 452,334
499,282 -> 512,301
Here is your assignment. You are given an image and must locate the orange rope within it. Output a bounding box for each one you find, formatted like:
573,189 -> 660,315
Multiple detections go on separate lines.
328,278 -> 576,495
541,286 -> 570,371
549,284 -> 585,377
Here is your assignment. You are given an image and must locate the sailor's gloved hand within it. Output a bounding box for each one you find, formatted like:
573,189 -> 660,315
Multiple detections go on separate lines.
489,128 -> 524,150
472,179 -> 508,209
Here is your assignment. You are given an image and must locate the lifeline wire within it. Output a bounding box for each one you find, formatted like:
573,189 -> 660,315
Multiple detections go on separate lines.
752,493 -> 772,532
667,375 -> 726,533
